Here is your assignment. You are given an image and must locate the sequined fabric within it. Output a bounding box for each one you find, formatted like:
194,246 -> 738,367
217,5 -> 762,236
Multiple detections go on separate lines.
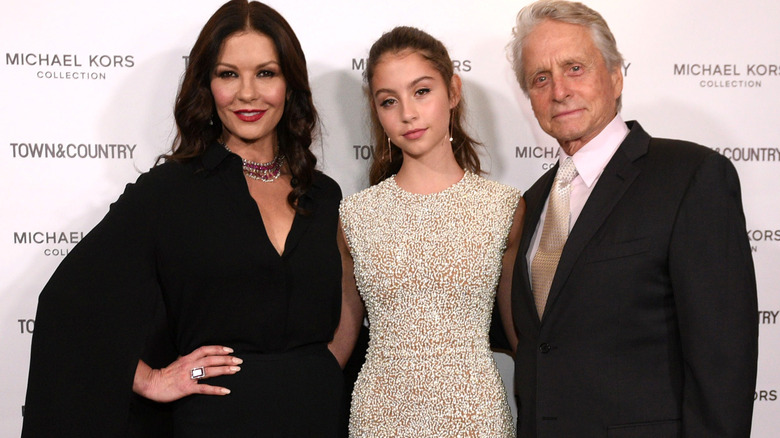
340,171 -> 520,437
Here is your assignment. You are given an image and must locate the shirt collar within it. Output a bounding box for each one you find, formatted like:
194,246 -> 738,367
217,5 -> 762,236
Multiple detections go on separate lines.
201,141 -> 231,171
558,114 -> 629,188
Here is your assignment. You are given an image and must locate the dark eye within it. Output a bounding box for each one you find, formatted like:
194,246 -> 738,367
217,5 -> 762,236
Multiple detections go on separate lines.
415,87 -> 431,96
258,70 -> 276,78
217,70 -> 237,78
379,97 -> 397,108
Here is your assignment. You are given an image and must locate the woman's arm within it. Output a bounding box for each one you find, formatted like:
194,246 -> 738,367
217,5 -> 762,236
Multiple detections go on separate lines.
328,221 -> 366,368
496,198 -> 526,354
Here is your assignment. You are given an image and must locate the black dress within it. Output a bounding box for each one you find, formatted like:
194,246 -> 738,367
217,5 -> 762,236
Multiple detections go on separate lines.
22,144 -> 345,437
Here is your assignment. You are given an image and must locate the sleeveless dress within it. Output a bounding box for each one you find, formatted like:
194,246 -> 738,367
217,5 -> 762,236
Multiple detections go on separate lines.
340,171 -> 520,438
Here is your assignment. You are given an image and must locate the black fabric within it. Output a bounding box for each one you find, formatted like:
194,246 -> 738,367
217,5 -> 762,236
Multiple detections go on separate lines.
23,143 -> 345,437
173,345 -> 343,437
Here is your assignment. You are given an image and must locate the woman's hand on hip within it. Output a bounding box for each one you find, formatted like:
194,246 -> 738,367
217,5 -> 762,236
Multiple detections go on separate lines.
133,345 -> 242,402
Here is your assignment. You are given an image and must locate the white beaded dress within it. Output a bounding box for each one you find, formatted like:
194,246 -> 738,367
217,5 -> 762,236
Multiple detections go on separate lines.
340,171 -> 520,437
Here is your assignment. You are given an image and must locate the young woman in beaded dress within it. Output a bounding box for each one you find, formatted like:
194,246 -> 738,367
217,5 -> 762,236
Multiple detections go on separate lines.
339,26 -> 525,437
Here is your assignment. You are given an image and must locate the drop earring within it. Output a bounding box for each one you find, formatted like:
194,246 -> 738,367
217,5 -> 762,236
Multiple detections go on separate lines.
387,135 -> 392,162
448,110 -> 454,143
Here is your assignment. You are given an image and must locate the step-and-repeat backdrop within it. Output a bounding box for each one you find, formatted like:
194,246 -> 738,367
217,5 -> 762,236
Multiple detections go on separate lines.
2,0 -> 778,435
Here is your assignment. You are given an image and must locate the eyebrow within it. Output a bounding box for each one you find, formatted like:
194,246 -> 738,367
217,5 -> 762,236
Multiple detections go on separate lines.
214,60 -> 280,70
529,57 -> 587,76
373,75 -> 435,98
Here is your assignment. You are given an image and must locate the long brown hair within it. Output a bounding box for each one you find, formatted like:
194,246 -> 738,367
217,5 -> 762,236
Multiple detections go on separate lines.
163,0 -> 318,211
365,26 -> 481,185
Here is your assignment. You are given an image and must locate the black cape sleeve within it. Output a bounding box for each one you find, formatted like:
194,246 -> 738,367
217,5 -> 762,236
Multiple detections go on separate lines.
22,171 -> 176,437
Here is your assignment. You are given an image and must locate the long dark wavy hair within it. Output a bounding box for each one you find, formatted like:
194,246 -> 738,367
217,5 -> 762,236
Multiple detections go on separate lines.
162,0 -> 318,211
365,26 -> 482,186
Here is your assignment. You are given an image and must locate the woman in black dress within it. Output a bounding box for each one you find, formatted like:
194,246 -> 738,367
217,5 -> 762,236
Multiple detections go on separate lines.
21,1 -> 363,436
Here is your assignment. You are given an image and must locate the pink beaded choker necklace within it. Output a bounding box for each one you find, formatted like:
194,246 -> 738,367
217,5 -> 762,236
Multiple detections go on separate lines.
223,143 -> 284,182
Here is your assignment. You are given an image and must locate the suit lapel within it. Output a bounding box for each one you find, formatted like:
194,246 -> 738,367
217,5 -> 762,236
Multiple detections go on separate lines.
541,122 -> 650,321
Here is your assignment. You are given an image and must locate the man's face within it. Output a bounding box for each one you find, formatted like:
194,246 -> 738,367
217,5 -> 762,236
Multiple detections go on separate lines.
521,19 -> 622,155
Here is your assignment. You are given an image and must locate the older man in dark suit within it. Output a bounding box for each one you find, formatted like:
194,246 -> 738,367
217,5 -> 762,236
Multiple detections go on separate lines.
508,1 -> 758,436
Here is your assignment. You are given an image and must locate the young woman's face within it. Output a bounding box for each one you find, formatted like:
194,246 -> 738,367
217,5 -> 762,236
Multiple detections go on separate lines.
211,31 -> 287,150
371,50 -> 459,161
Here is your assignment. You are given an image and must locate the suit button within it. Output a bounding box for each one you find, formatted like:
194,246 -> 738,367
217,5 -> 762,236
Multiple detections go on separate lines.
539,343 -> 551,353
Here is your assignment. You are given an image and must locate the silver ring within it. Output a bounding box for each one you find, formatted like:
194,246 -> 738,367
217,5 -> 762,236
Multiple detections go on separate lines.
190,366 -> 206,380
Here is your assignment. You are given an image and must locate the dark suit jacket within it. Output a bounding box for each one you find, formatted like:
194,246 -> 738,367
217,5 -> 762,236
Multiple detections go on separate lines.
511,121 -> 758,437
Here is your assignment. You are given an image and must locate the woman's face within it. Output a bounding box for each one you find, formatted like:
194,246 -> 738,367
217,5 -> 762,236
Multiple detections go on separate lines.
211,31 -> 287,150
371,50 -> 458,162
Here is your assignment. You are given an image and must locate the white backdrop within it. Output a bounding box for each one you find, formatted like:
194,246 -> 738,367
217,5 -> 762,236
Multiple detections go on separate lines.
2,0 -> 779,436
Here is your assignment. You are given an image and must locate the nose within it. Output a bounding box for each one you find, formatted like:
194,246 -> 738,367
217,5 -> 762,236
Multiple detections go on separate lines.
551,76 -> 571,102
237,77 -> 258,102
400,99 -> 418,122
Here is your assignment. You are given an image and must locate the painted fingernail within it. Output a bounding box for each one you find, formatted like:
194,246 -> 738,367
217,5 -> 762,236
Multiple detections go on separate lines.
230,366 -> 241,372
223,347 -> 234,353
221,388 -> 231,395
232,357 -> 243,364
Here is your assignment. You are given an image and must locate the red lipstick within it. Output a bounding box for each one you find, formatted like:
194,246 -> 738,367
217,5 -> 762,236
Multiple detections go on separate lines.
234,109 -> 265,122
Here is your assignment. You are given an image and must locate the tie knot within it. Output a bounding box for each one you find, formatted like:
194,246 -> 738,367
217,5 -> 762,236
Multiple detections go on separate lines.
556,157 -> 578,185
